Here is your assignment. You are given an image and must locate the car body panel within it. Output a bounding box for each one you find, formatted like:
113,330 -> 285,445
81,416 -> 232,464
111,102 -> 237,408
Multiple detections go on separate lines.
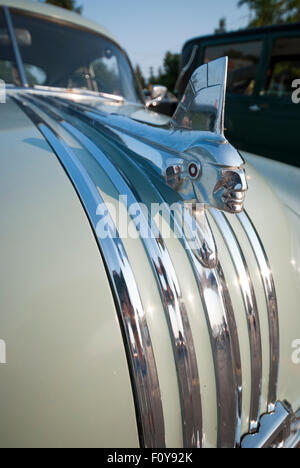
242,152 -> 300,218
0,99 -> 139,448
1,91 -> 299,447
0,0 -> 299,448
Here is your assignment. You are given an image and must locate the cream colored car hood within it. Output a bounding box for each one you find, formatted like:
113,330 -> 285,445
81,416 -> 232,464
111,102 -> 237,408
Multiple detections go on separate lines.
0,95 -> 299,447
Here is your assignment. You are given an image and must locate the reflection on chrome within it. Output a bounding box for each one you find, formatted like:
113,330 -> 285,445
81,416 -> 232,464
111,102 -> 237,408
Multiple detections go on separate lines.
182,204 -> 218,269
211,209 -> 262,433
13,95 -> 166,448
184,208 -> 242,447
171,57 -> 228,134
238,212 -> 279,413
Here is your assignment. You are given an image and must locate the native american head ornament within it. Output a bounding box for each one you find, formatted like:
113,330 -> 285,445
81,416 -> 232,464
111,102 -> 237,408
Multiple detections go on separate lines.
145,57 -> 248,268
166,56 -> 248,214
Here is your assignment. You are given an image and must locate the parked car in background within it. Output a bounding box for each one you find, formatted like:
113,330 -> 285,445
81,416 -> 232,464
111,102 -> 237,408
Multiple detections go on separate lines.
0,0 -> 300,449
176,23 -> 300,167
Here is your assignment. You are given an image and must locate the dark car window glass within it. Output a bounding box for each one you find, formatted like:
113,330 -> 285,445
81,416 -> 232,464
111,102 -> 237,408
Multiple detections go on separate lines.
0,9 -> 18,84
204,41 -> 263,95
264,37 -> 300,98
10,10 -> 141,102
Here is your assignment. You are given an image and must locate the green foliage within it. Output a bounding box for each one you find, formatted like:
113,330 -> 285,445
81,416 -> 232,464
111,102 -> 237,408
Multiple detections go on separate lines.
42,0 -> 83,14
281,0 -> 300,22
215,17 -> 227,34
92,60 -> 119,94
149,51 -> 180,92
148,66 -> 156,85
238,0 -> 300,27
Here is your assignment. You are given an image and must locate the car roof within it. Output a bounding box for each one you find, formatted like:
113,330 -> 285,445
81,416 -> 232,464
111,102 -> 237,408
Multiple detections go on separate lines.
0,0 -> 118,44
183,22 -> 300,50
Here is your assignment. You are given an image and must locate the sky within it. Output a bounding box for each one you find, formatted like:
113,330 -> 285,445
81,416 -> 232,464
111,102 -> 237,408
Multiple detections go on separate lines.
39,0 -> 251,78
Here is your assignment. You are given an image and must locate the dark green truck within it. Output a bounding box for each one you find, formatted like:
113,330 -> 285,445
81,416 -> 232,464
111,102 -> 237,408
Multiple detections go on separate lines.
176,23 -> 300,167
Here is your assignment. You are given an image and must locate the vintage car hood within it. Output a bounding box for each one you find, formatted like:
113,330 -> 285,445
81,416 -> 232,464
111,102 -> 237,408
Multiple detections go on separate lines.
1,93 -> 300,448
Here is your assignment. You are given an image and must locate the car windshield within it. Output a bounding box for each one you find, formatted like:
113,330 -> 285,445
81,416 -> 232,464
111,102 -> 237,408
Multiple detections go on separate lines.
0,8 -> 141,103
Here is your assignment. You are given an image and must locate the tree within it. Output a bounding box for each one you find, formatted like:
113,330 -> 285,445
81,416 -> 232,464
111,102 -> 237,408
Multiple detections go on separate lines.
135,64 -> 146,89
215,17 -> 227,34
41,0 -> 83,14
238,0 -> 300,27
281,0 -> 300,22
150,52 -> 180,92
148,66 -> 156,86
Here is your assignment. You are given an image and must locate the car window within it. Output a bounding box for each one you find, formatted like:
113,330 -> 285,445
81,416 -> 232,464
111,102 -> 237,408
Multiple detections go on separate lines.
263,37 -> 300,98
0,8 -> 18,84
9,9 -> 141,102
204,40 -> 263,95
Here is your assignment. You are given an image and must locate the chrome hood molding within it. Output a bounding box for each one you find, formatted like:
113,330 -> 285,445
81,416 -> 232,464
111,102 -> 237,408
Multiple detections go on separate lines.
11,83 -> 281,448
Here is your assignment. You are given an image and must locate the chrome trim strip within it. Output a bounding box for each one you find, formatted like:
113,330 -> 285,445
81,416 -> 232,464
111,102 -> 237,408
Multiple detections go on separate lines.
238,211 -> 279,412
241,402 -> 290,448
214,261 -> 243,446
61,123 -> 203,449
242,402 -> 300,449
211,209 -> 262,433
23,95 -> 203,448
63,121 -> 203,448
13,96 -> 166,448
180,207 -> 242,448
3,7 -> 27,87
38,95 -> 242,447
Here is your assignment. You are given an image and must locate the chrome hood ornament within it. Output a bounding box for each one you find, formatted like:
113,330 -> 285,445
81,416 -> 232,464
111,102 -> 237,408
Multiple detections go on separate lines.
167,56 -> 248,215
149,57 -> 248,269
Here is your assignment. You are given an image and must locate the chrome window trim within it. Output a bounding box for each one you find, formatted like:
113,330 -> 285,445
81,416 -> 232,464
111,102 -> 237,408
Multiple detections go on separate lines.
211,209 -> 263,433
37,95 -> 246,447
238,211 -> 279,412
19,94 -> 203,448
3,6 -> 27,87
13,95 -> 166,449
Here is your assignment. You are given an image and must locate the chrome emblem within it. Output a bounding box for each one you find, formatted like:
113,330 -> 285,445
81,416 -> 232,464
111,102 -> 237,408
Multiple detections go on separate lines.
242,401 -> 300,448
169,57 -> 248,215
160,58 -> 248,268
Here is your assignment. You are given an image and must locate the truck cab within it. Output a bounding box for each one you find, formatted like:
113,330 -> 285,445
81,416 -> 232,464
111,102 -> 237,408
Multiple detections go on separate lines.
176,23 -> 300,167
